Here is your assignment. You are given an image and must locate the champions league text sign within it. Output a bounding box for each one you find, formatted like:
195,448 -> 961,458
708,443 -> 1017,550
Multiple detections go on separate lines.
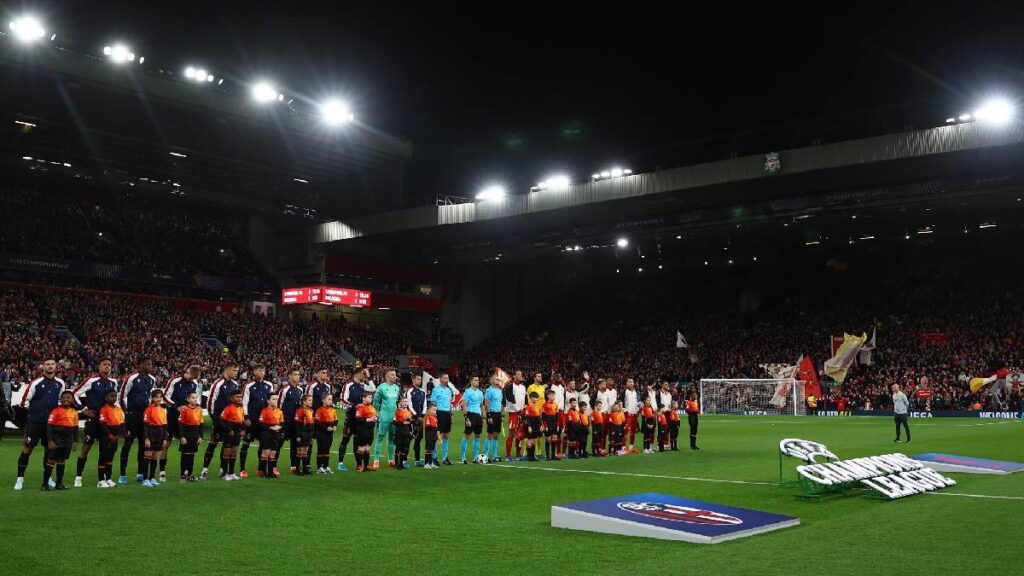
779,438 -> 956,499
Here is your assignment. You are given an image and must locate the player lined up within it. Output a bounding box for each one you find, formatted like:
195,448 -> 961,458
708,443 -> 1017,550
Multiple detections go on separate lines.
13,358 -> 699,489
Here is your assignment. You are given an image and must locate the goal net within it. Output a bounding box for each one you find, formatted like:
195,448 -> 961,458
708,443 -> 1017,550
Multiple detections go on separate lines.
699,379 -> 807,416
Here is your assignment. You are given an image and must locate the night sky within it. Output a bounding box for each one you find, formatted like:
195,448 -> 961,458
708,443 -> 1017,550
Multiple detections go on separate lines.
29,1 -> 1024,202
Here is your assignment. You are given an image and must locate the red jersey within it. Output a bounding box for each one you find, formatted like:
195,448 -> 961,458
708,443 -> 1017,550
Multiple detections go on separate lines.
668,410 -> 680,422
685,400 -> 700,415
424,413 -> 438,429
591,410 -> 605,425
48,406 -> 79,428
525,403 -> 542,418
579,411 -> 590,426
566,408 -> 580,424
355,404 -> 377,420
98,404 -> 125,426
610,411 -> 626,426
179,405 -> 204,426
393,408 -> 414,424
657,412 -> 667,426
294,406 -> 315,425
315,406 -> 338,424
259,407 -> 284,426
143,404 -> 167,426
641,406 -> 656,418
221,404 -> 245,425
541,401 -> 559,417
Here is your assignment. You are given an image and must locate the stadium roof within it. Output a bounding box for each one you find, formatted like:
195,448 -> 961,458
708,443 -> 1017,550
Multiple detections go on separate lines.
313,119 -> 1024,262
0,38 -> 411,214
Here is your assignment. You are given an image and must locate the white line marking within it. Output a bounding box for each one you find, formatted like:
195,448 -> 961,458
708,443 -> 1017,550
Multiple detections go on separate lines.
492,464 -> 1024,501
925,492 -> 1024,501
490,464 -> 775,486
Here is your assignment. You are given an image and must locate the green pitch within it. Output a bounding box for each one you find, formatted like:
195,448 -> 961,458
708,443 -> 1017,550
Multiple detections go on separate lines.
2,416 -> 1022,575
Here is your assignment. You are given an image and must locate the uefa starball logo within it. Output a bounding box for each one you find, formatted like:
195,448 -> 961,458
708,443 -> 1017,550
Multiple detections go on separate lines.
616,502 -> 744,526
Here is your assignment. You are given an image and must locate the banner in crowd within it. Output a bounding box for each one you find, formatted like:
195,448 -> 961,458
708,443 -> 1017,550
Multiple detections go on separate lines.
824,333 -> 867,383
797,356 -> 821,400
969,368 -> 1010,394
918,332 -> 950,346
0,252 -> 275,294
675,331 -> 699,363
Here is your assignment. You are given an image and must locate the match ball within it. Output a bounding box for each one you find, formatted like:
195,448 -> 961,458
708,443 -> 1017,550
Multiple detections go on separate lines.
476,454 -> 489,464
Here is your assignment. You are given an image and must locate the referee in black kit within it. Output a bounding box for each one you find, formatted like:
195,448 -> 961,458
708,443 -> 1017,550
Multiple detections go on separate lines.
892,383 -> 911,443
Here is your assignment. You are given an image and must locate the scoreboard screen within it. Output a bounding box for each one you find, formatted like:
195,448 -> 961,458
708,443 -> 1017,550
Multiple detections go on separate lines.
281,285 -> 371,307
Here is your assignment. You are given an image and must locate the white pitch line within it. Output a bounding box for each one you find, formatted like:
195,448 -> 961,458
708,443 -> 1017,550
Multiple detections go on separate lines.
925,491 -> 1024,501
492,464 -> 1024,501
490,464 -> 775,486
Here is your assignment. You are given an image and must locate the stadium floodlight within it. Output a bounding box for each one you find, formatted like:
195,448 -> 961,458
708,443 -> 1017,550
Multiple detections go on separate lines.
536,174 -> 570,191
978,222 -> 997,229
293,178 -> 309,184
623,169 -> 633,174
9,17 -> 46,43
591,173 -> 600,179
184,66 -> 213,83
616,237 -> 629,248
169,151 -> 187,158
957,112 -> 971,121
945,117 -> 956,123
320,99 -> 354,126
475,185 -> 506,201
974,98 -> 1014,125
600,171 -> 611,178
610,167 -> 623,177
251,81 -> 279,103
22,156 -> 32,160
103,44 -> 135,64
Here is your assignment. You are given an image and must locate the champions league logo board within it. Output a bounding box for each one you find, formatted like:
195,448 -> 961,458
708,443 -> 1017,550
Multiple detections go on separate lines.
551,493 -> 799,544
780,438 -> 957,499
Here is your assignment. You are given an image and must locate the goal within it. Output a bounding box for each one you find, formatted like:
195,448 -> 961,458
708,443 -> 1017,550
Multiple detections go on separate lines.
699,379 -> 807,416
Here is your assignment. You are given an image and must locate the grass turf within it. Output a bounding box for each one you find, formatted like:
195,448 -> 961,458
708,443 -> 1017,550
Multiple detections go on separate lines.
1,415 -> 1022,575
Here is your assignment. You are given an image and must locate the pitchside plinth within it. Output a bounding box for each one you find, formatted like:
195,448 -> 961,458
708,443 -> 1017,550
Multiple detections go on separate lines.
911,453 -> 1024,475
551,493 -> 799,544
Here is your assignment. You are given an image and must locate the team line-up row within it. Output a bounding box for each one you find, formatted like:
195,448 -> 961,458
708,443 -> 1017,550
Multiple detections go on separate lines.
13,359 -> 700,490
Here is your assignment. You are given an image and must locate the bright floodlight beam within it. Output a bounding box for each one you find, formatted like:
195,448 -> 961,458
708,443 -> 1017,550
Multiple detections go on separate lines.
475,185 -> 506,201
9,16 -> 46,43
320,99 -> 354,125
251,81 -> 278,103
974,98 -> 1014,125
545,174 -> 570,190
103,44 -> 135,64
616,237 -> 629,248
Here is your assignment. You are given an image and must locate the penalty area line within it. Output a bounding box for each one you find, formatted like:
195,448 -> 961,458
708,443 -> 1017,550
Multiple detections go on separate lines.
490,464 -> 776,486
924,491 -> 1024,501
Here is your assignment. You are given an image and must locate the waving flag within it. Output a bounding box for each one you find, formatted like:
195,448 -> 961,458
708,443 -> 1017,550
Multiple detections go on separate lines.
970,368 -> 1010,393
493,367 -> 511,387
824,333 -> 868,383
676,331 -> 689,349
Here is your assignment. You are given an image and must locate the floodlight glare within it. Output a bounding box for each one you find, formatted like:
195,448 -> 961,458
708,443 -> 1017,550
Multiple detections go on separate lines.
320,99 -> 354,125
104,44 -> 135,64
9,17 -> 45,43
545,174 -> 570,190
475,185 -> 506,201
610,167 -> 623,177
616,237 -> 629,248
251,81 -> 278,103
974,98 -> 1014,124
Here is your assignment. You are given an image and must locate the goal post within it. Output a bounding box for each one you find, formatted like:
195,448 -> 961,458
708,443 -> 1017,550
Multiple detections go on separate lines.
699,379 -> 807,416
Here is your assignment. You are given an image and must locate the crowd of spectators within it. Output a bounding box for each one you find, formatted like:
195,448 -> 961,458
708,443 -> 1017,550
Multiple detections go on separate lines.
460,233 -> 1023,412
0,178 -> 267,279
0,286 -> 427,390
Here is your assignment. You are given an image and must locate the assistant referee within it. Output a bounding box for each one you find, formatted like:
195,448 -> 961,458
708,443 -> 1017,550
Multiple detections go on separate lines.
891,383 -> 911,443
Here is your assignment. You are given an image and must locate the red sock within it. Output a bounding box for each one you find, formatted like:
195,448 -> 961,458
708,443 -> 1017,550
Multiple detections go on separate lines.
506,435 -> 513,458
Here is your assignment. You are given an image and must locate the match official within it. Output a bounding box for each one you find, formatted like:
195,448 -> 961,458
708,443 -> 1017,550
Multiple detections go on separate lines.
892,383 -> 911,443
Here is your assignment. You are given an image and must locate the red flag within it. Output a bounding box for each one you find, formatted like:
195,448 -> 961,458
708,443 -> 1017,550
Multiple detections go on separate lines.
797,356 -> 822,400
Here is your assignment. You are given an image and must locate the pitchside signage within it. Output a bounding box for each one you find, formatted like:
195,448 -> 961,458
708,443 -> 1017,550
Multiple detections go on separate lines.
911,453 -> 1024,475
779,438 -> 956,499
551,493 -> 799,544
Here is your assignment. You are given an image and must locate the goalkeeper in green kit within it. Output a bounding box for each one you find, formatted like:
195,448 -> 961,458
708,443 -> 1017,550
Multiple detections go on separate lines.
372,369 -> 401,469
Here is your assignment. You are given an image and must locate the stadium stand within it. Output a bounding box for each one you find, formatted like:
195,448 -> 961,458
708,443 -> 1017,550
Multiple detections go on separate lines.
0,175 -> 267,279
